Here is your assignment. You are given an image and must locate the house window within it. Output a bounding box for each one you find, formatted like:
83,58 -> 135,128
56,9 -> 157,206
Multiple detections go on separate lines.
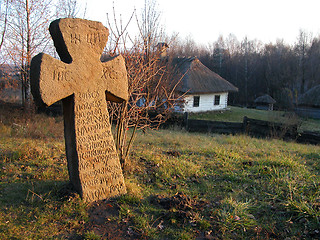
193,96 -> 200,107
214,95 -> 220,105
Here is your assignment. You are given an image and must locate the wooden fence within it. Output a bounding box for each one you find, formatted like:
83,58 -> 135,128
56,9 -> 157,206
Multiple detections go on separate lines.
186,119 -> 243,135
243,117 -> 298,139
297,131 -> 320,144
38,107 -> 320,145
163,113 -> 319,145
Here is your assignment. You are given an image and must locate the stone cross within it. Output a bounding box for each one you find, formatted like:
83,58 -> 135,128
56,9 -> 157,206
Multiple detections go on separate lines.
30,18 -> 128,202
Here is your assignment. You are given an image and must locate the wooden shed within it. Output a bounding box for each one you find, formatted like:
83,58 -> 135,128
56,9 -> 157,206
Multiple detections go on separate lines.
254,94 -> 276,111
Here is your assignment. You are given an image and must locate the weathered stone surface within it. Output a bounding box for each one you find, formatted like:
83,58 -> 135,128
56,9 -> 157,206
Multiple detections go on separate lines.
30,18 -> 128,202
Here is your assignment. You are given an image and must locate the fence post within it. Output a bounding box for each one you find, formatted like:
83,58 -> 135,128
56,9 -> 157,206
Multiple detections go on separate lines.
184,112 -> 189,130
243,116 -> 248,134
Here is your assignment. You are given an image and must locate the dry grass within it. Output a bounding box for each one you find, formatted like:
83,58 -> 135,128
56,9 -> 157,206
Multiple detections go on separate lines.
1,105 -> 320,239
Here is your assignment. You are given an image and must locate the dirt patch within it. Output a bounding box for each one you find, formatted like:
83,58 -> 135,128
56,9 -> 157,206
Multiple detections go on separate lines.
55,184 -> 140,239
165,150 -> 181,157
150,192 -> 219,239
67,198 -> 142,240
85,200 -> 140,240
153,192 -> 197,211
71,193 -> 216,239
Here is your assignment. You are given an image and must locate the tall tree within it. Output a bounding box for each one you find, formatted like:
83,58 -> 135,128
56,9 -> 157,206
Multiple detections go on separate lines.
305,37 -> 320,89
295,30 -> 312,94
262,40 -> 297,108
5,0 -> 53,108
136,0 -> 164,62
55,0 -> 84,19
210,35 -> 225,75
3,0 -> 83,109
239,37 -> 262,106
0,0 -> 9,53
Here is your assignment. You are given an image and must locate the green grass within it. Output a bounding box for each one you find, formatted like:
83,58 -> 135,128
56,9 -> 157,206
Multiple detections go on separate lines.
189,106 -> 281,122
1,106 -> 320,239
300,118 -> 320,132
189,106 -> 320,132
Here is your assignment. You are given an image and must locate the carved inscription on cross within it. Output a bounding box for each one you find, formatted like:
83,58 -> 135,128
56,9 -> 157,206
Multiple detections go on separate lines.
30,18 -> 128,202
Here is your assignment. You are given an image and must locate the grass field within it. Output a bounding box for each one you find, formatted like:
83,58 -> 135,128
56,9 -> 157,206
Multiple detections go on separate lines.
189,106 -> 320,132
1,105 -> 320,239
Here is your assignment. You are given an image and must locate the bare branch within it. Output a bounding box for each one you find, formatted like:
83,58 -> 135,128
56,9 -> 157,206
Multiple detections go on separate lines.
0,0 -> 9,51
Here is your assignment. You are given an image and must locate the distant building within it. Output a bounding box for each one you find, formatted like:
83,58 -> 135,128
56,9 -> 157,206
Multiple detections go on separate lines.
254,94 -> 276,111
296,85 -> 320,119
173,57 -> 238,113
156,42 -> 169,60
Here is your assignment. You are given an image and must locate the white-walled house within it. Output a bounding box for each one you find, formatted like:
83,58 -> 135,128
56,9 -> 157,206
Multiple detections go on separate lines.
182,92 -> 229,112
173,57 -> 238,113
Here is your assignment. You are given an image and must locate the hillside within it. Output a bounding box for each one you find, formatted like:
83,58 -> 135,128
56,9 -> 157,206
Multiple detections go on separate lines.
0,105 -> 320,239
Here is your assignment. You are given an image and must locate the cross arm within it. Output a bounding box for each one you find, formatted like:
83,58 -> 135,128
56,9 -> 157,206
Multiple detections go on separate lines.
101,55 -> 128,103
31,53 -> 74,107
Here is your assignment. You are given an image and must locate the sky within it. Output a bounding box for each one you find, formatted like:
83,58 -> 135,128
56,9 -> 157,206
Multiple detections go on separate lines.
82,0 -> 320,46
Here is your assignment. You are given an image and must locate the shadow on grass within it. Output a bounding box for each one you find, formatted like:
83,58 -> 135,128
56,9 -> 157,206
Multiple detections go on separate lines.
0,180 -> 91,239
0,180 -> 76,206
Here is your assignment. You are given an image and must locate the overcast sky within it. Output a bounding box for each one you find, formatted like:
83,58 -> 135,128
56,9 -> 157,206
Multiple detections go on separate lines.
82,0 -> 320,45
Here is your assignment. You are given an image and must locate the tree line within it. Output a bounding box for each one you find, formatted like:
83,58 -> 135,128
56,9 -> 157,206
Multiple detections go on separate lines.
168,31 -> 320,109
2,0 -> 319,111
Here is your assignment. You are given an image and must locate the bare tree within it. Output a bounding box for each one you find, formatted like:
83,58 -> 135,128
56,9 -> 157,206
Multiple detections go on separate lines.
207,35 -> 226,75
0,0 -> 9,52
137,0 -> 163,62
296,30 -> 312,94
170,35 -> 202,57
306,37 -> 320,89
105,2 -> 182,169
1,0 -> 86,107
4,0 -> 53,109
55,0 -> 85,19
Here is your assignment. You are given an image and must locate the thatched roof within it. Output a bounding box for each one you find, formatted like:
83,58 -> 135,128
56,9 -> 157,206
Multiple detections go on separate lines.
254,94 -> 276,104
298,85 -> 320,107
173,57 -> 238,94
156,42 -> 169,49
